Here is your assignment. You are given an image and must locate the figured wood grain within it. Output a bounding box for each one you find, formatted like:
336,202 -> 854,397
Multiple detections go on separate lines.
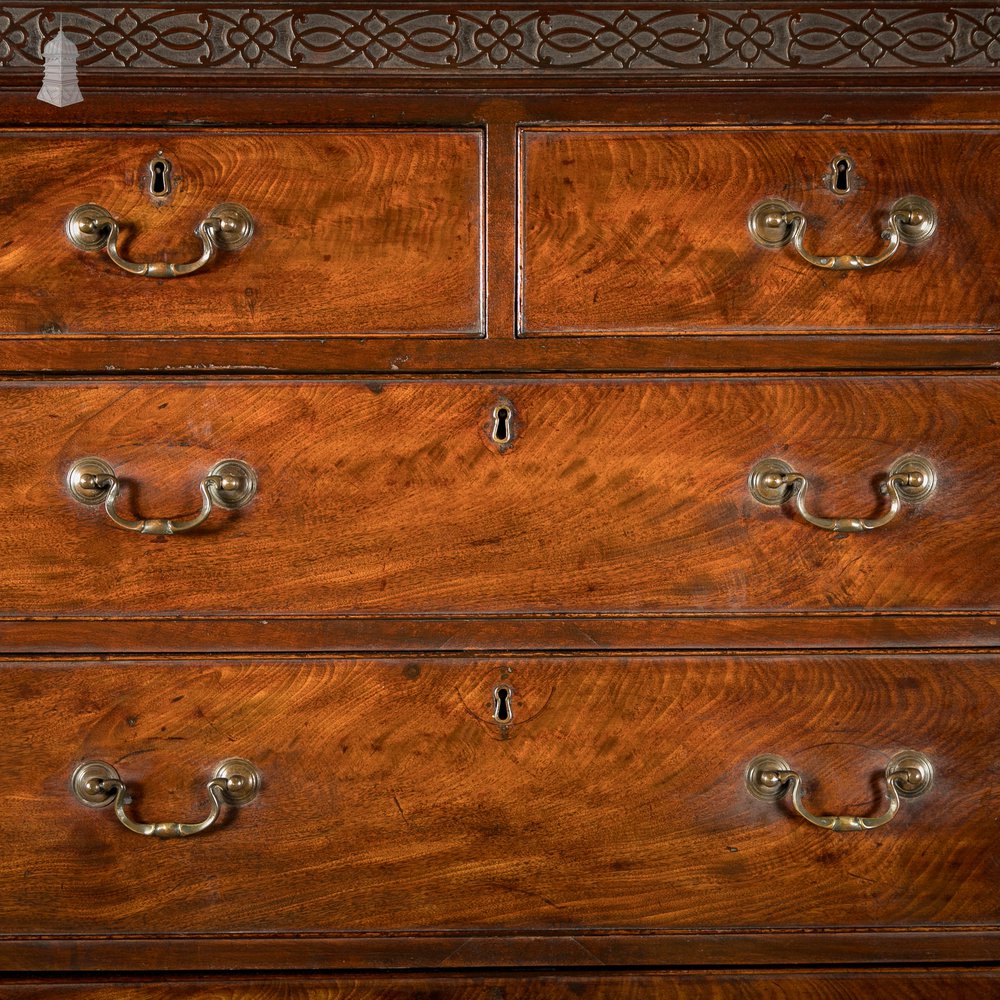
0,131 -> 482,336
0,653 -> 997,941
521,127 -> 1000,336
5,968 -> 1000,998
1,377 -> 998,618
1,99 -> 1000,372
0,13 -> 995,991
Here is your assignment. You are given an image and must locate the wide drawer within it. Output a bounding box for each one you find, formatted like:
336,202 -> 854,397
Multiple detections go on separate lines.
0,130 -> 482,336
520,127 -> 997,337
1,376 -> 996,619
1,653 -> 997,968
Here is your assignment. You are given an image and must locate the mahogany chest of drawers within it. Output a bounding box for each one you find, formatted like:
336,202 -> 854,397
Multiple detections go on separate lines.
1,3 -> 998,997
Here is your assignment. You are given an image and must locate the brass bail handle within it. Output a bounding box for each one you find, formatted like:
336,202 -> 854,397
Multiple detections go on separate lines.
66,202 -> 254,278
67,458 -> 257,536
746,751 -> 933,832
748,455 -> 935,533
72,759 -> 261,839
748,195 -> 937,270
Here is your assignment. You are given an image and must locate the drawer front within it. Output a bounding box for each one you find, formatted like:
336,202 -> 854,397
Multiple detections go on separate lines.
0,131 -> 482,336
521,127 -> 995,337
1,654 -> 997,950
1,377 -> 996,618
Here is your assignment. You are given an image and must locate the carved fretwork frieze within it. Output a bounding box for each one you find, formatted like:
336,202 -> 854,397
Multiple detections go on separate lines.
3,5 -> 1000,75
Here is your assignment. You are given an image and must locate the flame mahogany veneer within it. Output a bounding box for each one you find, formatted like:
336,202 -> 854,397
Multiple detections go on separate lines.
1,3 -> 997,994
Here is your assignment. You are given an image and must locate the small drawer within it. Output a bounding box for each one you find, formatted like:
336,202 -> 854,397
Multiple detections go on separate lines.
520,127 -> 993,337
0,376 -> 996,620
0,653 -> 996,968
0,130 -> 482,337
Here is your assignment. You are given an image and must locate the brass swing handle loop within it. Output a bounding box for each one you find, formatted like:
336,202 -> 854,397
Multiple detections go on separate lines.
67,458 -> 257,536
748,195 -> 937,270
72,759 -> 260,840
748,455 -> 935,533
746,751 -> 933,832
65,202 -> 254,278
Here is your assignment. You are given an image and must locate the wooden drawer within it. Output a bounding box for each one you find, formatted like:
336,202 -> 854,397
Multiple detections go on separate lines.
520,127 -> 997,337
1,376 -> 997,620
0,131 -> 482,337
1,653 -> 997,969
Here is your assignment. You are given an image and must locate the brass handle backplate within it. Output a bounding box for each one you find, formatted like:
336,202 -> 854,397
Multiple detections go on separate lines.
67,458 -> 257,535
748,454 -> 935,533
748,195 -> 936,270
746,751 -> 933,832
66,202 -> 253,278
72,759 -> 260,839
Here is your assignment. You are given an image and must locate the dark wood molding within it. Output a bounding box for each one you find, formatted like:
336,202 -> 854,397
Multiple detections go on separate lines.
2,929 -> 999,971
5,334 -> 1000,376
4,4 -> 1000,81
2,613 -> 998,653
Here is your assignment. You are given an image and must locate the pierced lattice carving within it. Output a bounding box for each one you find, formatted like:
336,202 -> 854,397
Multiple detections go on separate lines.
3,6 -> 1000,74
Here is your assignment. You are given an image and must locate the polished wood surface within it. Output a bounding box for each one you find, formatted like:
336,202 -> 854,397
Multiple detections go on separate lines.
0,131 -> 482,337
1,653 -> 996,955
1,6 -> 997,988
0,104 -> 997,373
5,968 -> 1000,998
521,128 -> 1000,337
1,377 -> 996,621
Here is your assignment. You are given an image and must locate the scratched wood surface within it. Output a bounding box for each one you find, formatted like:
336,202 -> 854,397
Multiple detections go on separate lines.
1,654 -> 997,940
0,132 -> 482,336
5,969 -> 1000,998
1,377 -> 997,619
520,128 -> 1000,336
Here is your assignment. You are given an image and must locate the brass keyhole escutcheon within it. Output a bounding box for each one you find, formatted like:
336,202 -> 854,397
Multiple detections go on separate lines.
493,684 -> 514,724
493,406 -> 512,445
148,154 -> 173,199
482,396 -> 518,454
829,154 -> 854,195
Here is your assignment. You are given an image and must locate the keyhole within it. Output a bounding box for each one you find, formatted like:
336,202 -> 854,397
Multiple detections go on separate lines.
492,685 -> 513,723
148,156 -> 172,198
483,397 -> 517,453
831,156 -> 853,195
492,406 -> 511,444
834,159 -> 849,192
